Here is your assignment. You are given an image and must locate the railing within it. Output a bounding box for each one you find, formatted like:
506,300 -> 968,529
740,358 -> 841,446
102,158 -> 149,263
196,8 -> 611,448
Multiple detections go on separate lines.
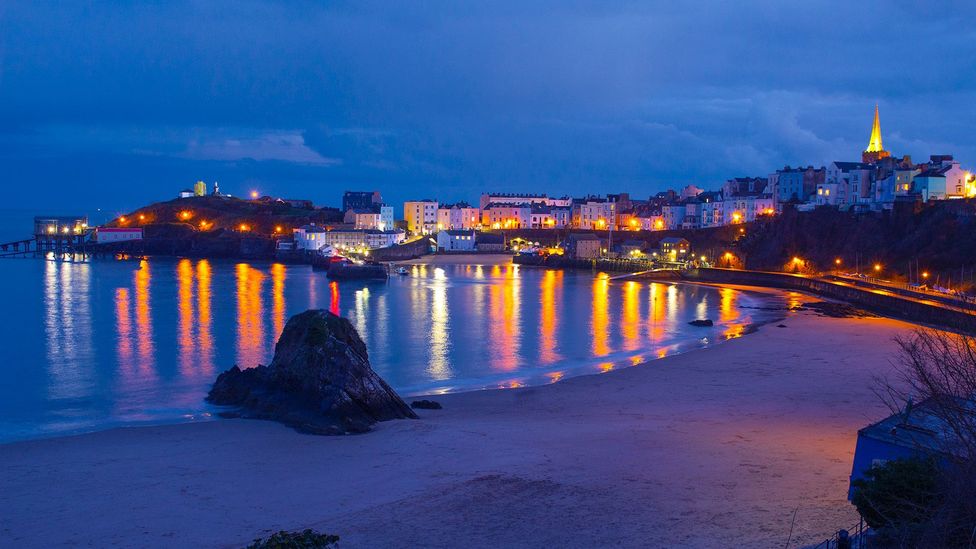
807,518 -> 866,549
0,239 -> 35,257
826,274 -> 976,314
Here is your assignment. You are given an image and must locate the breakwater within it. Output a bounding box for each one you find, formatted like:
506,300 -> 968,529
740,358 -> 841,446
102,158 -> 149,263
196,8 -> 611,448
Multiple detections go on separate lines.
514,254 -> 664,273
682,268 -> 976,334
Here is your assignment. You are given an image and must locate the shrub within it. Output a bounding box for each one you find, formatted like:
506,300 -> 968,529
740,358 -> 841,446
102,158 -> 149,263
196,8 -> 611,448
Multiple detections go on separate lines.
247,529 -> 339,549
851,457 -> 940,532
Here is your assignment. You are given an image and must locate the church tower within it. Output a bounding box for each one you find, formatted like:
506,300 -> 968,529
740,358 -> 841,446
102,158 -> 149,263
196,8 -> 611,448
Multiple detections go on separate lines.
862,104 -> 891,164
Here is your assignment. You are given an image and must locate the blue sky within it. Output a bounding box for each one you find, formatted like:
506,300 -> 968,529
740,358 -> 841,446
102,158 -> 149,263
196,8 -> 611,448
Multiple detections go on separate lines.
2,1 -> 975,216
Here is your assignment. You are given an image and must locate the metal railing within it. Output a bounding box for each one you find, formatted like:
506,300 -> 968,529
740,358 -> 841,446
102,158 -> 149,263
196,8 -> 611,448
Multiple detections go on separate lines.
808,518 -> 866,549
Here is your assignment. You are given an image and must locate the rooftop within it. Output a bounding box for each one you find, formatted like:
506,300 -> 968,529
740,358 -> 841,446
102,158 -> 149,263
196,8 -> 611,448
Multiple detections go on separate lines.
859,397 -> 973,458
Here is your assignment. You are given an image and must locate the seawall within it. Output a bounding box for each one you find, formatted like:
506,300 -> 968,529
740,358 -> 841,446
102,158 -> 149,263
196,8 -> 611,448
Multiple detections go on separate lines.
683,268 -> 976,334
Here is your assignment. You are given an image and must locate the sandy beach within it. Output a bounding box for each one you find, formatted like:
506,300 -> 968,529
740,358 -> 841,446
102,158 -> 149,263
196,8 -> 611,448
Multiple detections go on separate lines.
0,310 -> 916,548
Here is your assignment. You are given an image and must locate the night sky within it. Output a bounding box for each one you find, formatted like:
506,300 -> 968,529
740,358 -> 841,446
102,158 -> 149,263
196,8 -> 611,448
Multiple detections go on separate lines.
3,1 -> 975,215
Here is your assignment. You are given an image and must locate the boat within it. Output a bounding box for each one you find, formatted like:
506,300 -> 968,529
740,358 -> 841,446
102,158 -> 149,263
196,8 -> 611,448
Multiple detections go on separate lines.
395,266 -> 409,276
326,262 -> 388,280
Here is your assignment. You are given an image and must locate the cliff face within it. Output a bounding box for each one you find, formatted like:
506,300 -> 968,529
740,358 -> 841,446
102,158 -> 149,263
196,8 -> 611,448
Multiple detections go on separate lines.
738,202 -> 976,287
208,310 -> 417,435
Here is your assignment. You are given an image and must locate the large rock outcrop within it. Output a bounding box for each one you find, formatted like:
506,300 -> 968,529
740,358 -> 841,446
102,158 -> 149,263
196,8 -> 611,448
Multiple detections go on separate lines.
208,309 -> 417,434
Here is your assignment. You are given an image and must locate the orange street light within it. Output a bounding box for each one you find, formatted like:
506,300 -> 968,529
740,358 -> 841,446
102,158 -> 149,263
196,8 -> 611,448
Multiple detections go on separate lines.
119,216 -> 127,223
239,223 -> 250,232
874,263 -> 882,272
922,271 -> 930,279
179,211 -> 192,220
274,225 -> 283,233
250,191 -> 259,199
835,258 -> 842,265
138,214 -> 146,221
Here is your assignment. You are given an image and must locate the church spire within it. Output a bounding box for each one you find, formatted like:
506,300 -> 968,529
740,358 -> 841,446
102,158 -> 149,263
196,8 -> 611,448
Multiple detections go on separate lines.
862,104 -> 890,163
866,104 -> 883,152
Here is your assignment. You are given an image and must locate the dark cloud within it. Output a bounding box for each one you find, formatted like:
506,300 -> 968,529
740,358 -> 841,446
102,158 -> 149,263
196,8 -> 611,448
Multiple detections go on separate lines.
1,1 -> 974,211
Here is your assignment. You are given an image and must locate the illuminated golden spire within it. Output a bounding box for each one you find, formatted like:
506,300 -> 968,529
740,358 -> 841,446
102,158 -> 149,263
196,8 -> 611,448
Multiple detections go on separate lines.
866,104 -> 883,153
861,104 -> 891,163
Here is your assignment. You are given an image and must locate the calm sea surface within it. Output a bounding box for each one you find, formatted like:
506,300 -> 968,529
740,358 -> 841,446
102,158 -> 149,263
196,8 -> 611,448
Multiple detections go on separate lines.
0,256 -> 791,442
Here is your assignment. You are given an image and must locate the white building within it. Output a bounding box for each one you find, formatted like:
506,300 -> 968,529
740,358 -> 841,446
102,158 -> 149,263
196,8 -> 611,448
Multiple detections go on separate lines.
723,195 -> 774,224
700,201 -> 724,228
527,204 -> 570,228
436,229 -> 476,252
294,224 -> 330,251
821,162 -> 874,207
294,225 -> 405,251
575,199 -> 616,229
95,228 -> 143,243
661,203 -> 686,230
404,200 -> 438,235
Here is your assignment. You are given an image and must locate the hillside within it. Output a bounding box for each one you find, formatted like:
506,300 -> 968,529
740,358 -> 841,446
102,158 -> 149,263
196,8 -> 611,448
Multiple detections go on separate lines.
108,195 -> 343,236
738,201 -> 976,287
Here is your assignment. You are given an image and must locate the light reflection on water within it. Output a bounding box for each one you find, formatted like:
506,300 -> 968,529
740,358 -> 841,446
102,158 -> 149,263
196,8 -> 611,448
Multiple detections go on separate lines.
1,258 -> 789,442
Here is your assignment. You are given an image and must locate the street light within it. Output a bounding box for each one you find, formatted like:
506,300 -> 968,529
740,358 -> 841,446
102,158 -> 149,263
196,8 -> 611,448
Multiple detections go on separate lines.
835,258 -> 842,266
874,263 -> 882,273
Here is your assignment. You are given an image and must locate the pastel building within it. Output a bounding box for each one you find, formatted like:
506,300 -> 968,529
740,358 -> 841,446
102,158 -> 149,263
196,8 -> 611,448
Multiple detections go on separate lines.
482,203 -> 531,229
479,192 -> 571,210
437,203 -> 481,230
404,200 -> 439,235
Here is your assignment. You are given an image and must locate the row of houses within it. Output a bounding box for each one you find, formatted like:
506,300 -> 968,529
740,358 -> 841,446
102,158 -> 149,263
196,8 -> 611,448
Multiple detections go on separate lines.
394,153 -> 972,236
391,109 -> 972,235
813,155 -> 973,208
402,186 -> 776,235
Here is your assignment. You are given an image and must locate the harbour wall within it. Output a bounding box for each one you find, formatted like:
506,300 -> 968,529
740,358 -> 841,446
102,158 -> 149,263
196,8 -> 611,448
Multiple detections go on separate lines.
682,268 -> 976,334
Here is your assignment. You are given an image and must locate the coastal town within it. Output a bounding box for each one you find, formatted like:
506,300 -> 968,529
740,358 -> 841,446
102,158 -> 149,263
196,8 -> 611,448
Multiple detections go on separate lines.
5,3 -> 976,548
15,106 -> 974,275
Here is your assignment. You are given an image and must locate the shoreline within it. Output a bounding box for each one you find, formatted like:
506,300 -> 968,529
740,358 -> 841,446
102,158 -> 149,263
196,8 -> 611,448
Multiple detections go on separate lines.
0,279 -> 790,445
0,311 -> 919,547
